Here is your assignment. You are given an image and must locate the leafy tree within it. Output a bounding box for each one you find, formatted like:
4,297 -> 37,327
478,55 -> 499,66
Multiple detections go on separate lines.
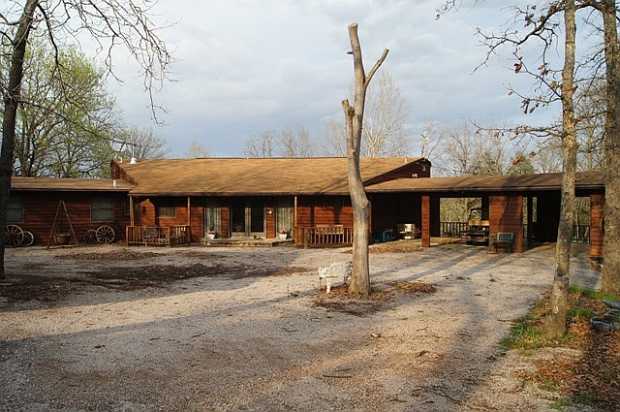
0,0 -> 170,277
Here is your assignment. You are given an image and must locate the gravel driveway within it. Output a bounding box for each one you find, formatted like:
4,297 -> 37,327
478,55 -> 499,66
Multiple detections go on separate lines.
0,243 -> 599,411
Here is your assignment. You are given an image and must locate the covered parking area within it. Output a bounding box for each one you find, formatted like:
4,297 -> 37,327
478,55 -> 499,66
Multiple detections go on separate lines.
366,171 -> 605,258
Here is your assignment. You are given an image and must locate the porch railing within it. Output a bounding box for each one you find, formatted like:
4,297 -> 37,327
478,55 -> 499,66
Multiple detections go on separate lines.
299,225 -> 353,248
440,221 -> 469,238
126,225 -> 191,247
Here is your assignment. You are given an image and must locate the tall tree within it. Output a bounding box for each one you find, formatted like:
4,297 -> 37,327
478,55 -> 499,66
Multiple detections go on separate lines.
0,0 -> 39,279
243,131 -> 275,157
117,127 -> 167,161
342,23 -> 388,297
279,127 -> 314,157
362,72 -> 409,157
325,71 -> 409,158
600,0 -> 620,295
549,0 -> 578,338
0,0 -> 170,277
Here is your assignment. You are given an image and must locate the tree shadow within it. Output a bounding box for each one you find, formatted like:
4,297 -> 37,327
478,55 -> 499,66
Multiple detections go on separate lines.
0,245 -> 558,411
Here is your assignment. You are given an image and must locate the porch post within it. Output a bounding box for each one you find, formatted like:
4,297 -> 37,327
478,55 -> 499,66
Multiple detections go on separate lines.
590,193 -> 604,259
129,195 -> 135,226
187,196 -> 191,225
368,197 -> 373,242
526,195 -> 533,246
187,196 -> 191,242
489,194 -> 524,253
421,194 -> 431,248
294,195 -> 298,243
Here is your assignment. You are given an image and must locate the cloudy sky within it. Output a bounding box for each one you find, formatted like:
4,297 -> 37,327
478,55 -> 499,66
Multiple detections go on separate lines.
104,0 -> 562,157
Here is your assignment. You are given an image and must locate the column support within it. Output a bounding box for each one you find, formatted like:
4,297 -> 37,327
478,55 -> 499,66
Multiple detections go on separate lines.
421,194 -> 431,248
590,193 -> 605,259
129,195 -> 135,226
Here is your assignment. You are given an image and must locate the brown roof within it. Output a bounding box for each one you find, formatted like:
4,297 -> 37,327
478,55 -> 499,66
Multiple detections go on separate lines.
366,171 -> 605,193
118,157 -> 424,195
11,177 -> 132,192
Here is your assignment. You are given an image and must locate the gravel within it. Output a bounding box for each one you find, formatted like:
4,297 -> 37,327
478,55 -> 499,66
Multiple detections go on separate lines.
0,243 -> 600,411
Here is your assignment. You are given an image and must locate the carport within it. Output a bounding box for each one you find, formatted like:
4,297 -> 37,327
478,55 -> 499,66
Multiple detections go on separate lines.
366,171 -> 605,258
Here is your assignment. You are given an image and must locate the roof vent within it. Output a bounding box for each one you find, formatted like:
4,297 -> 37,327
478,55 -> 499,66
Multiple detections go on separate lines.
130,157 -> 137,164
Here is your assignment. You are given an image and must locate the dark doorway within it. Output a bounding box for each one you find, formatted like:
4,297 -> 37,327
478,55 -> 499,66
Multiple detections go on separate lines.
230,199 -> 265,237
231,201 -> 246,235
250,200 -> 264,235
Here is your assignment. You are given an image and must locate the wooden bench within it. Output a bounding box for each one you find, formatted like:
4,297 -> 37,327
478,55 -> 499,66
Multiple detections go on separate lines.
493,232 -> 514,253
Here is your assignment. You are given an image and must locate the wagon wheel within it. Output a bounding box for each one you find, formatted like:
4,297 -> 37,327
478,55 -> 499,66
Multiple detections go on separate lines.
95,225 -> 115,244
22,231 -> 34,247
5,224 -> 24,247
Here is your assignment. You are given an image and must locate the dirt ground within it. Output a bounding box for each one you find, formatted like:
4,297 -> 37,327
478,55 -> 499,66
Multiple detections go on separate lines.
0,243 -> 602,411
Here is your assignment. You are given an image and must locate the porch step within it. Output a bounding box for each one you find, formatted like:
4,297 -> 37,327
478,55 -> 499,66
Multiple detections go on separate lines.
201,238 -> 293,248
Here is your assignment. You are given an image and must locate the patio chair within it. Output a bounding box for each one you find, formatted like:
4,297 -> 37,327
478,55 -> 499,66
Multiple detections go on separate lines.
493,232 -> 514,253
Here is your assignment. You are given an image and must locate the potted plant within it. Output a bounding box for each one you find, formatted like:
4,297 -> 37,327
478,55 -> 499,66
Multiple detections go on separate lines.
206,226 -> 216,240
278,228 -> 288,240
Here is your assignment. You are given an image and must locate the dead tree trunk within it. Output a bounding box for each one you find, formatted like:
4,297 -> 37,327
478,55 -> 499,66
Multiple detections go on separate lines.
0,0 -> 39,278
548,0 -> 577,338
601,0 -> 620,296
342,23 -> 388,297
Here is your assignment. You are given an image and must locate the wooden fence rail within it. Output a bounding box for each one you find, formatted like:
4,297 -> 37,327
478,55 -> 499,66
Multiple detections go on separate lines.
440,221 -> 590,244
300,225 -> 353,248
440,221 -> 469,238
126,225 -> 191,247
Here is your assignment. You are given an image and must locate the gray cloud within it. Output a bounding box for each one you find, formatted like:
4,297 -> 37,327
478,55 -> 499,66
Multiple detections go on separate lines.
102,0 -> 562,156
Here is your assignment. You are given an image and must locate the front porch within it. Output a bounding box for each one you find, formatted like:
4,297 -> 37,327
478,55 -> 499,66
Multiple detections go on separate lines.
126,225 -> 191,247
201,238 -> 293,247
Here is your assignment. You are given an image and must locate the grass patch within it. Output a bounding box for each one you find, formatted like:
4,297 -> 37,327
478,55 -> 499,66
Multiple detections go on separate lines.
501,287 -> 615,351
500,295 -> 555,350
569,285 -> 620,302
550,391 -> 601,411
507,286 -> 620,411
567,306 -> 594,320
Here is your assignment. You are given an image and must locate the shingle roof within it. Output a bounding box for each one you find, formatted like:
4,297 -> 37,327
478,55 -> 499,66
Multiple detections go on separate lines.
117,157 -> 424,195
11,177 -> 132,192
366,171 -> 605,193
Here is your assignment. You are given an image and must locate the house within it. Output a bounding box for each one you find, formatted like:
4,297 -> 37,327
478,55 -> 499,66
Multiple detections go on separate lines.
7,156 -> 606,259
8,177 -> 132,244
110,157 -> 431,245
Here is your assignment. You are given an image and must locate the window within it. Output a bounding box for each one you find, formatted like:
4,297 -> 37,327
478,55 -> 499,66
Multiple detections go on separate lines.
158,206 -> 176,218
7,197 -> 23,223
205,207 -> 221,234
91,198 -> 114,222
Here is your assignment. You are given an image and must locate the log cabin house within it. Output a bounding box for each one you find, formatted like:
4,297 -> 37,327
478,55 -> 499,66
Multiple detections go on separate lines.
110,157 -> 432,247
8,156 -> 606,258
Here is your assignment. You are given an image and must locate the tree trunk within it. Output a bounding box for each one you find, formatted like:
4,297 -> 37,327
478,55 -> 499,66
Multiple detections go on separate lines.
548,0 -> 577,338
0,0 -> 39,278
342,23 -> 388,297
601,0 -> 620,296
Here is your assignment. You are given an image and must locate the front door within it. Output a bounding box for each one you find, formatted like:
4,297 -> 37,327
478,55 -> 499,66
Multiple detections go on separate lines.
250,200 -> 265,237
231,201 -> 246,237
230,200 -> 265,238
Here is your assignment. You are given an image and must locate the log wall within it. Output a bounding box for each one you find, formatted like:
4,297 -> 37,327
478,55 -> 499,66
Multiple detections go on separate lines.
590,193 -> 605,258
10,190 -> 129,245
